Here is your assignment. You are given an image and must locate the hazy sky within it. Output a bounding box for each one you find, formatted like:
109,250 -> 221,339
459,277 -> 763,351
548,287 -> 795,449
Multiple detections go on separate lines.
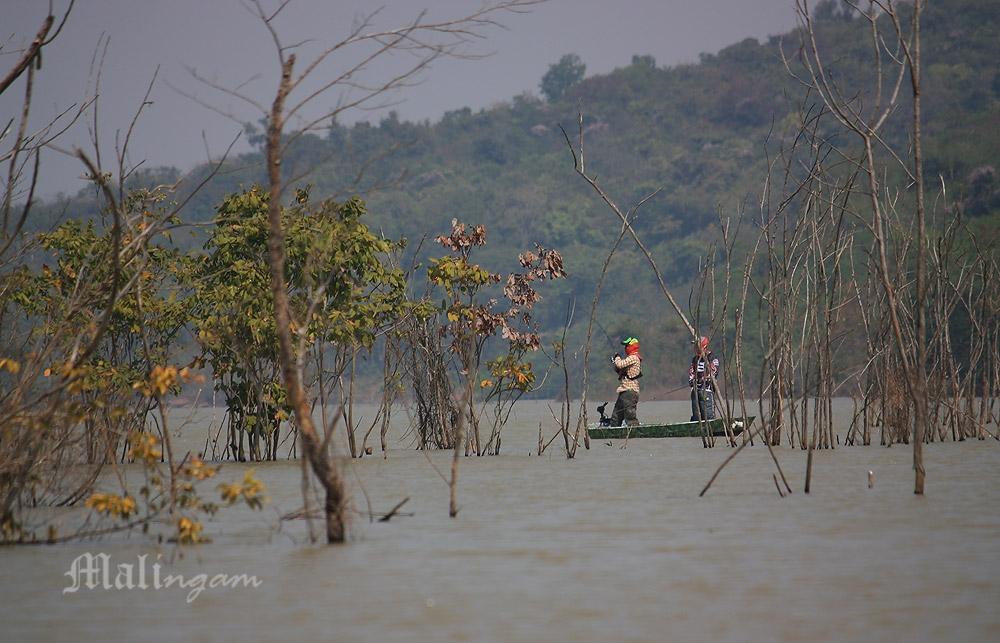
2,0 -> 799,197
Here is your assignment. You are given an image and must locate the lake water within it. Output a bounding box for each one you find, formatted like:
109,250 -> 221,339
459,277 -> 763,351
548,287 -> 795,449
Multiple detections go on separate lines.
2,400 -> 998,642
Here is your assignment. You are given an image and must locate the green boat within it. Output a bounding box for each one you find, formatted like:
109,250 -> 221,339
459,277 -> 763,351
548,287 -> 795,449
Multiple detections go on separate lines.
587,416 -> 755,440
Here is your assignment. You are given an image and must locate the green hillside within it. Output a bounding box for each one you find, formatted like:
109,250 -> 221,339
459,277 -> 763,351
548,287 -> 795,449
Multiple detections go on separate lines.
28,0 -> 1000,397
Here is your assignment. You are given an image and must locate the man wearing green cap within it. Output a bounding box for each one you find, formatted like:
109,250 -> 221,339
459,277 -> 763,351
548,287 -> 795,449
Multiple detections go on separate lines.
610,336 -> 642,426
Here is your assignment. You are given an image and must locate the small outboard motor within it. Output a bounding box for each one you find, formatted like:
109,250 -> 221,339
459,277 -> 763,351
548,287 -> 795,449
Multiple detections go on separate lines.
597,402 -> 612,427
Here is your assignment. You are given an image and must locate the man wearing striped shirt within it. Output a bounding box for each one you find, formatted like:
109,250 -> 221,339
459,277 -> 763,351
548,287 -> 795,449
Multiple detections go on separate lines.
689,336 -> 719,421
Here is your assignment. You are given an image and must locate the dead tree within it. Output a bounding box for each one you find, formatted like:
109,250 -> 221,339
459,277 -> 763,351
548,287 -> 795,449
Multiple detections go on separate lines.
788,0 -> 930,493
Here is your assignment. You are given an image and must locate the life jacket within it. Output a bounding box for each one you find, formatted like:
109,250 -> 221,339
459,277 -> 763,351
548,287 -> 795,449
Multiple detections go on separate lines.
691,351 -> 715,386
619,344 -> 643,380
620,364 -> 643,380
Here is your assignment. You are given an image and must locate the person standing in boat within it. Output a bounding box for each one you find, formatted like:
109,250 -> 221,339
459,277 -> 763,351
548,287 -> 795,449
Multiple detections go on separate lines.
689,336 -> 719,421
611,336 -> 642,426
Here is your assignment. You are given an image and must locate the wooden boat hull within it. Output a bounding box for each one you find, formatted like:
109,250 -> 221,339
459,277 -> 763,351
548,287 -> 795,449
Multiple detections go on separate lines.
587,416 -> 755,439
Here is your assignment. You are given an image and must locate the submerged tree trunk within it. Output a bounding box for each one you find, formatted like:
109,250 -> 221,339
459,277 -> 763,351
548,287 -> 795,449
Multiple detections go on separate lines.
265,54 -> 346,543
909,0 -> 927,495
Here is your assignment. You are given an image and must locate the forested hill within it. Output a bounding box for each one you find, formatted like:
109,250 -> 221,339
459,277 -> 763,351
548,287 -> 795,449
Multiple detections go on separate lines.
33,0 -> 1000,395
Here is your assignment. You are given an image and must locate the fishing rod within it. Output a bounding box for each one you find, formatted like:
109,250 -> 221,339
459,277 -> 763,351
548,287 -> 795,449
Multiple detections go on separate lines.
594,319 -> 619,353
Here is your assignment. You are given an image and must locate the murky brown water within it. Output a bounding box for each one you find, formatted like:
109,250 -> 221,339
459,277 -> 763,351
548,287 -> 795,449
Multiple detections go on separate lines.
2,400 -> 999,642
